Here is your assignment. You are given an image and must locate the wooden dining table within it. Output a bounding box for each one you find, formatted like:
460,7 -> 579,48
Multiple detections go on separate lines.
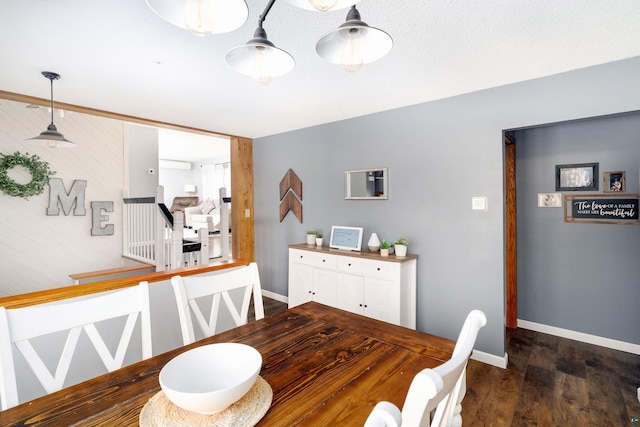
0,302 -> 456,426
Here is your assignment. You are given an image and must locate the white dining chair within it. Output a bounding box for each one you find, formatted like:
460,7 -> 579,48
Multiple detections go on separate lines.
0,281 -> 152,410
364,309 -> 487,427
170,262 -> 265,346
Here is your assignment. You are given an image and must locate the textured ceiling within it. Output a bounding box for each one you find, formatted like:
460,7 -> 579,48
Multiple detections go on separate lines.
0,0 -> 639,139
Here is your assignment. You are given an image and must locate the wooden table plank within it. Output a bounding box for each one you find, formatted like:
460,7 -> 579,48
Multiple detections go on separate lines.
298,349 -> 442,425
0,302 -> 455,427
293,301 -> 455,360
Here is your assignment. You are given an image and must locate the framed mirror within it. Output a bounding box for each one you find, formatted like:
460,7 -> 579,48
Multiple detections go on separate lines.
345,168 -> 388,200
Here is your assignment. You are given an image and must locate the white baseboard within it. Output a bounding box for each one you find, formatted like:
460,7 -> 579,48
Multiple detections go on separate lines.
262,290 -> 288,304
518,319 -> 640,355
471,350 -> 508,369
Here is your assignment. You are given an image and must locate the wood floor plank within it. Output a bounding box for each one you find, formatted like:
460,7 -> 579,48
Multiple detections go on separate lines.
587,348 -> 629,427
527,333 -> 559,372
556,337 -> 587,378
506,327 -> 534,374
612,349 -> 640,420
552,371 -> 589,425
463,361 -> 523,427
511,366 -> 555,426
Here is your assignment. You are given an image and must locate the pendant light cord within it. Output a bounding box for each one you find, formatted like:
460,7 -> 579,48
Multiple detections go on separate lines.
259,0 -> 277,27
48,77 -> 55,126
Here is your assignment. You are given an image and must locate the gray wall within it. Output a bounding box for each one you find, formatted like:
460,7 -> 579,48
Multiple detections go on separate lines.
515,113 -> 640,344
253,56 -> 640,359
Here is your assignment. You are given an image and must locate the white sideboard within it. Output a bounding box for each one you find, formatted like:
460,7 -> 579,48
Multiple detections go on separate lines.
288,244 -> 417,329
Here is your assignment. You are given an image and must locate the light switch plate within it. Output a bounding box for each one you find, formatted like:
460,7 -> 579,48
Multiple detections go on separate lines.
472,196 -> 488,211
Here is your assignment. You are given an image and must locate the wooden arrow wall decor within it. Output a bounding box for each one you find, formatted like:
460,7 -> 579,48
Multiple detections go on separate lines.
279,168 -> 302,201
279,169 -> 303,223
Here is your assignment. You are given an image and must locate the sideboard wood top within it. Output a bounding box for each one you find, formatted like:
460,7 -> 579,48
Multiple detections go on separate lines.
289,243 -> 418,263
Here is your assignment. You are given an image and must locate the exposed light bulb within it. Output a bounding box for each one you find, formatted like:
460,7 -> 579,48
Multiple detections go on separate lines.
185,0 -> 216,36
308,0 -> 338,11
47,139 -> 59,149
252,47 -> 272,85
340,28 -> 363,72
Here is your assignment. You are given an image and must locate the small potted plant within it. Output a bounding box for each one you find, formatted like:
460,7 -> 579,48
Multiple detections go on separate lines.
306,230 -> 317,245
315,233 -> 324,247
379,240 -> 391,257
394,236 -> 409,257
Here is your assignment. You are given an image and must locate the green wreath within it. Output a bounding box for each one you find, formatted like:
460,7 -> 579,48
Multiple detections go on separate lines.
0,151 -> 55,199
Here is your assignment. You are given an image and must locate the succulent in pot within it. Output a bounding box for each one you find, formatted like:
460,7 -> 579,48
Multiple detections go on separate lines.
306,230 -> 317,245
394,236 -> 409,257
380,240 -> 391,256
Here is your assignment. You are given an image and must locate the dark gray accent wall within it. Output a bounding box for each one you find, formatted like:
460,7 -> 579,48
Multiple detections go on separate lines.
253,57 -> 640,359
515,113 -> 640,344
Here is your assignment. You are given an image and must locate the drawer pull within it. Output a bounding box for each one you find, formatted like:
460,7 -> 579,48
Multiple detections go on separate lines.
348,263 -> 351,266
377,267 -> 381,271
322,259 -> 326,262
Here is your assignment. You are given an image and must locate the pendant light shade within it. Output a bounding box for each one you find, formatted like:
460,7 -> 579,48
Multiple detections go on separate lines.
316,5 -> 392,72
225,25 -> 295,85
225,0 -> 295,85
27,72 -> 76,149
145,0 -> 248,36
285,0 -> 360,12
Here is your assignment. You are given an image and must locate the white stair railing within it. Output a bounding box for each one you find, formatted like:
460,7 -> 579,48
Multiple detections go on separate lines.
123,185 -> 229,270
122,192 -> 157,266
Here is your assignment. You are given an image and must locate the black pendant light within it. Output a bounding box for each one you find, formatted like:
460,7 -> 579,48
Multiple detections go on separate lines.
27,72 -> 76,148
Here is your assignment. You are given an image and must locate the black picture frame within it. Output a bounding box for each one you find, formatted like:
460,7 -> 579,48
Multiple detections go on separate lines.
555,162 -> 599,191
603,171 -> 626,193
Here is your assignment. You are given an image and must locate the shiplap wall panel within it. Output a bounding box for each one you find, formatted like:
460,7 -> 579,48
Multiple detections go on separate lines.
0,99 -> 128,296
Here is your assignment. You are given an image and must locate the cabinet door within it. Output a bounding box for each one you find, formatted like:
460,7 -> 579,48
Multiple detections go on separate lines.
312,268 -> 338,307
364,278 -> 399,324
336,273 -> 364,315
289,263 -> 313,308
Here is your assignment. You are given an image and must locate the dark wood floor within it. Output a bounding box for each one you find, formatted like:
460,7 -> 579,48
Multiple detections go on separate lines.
463,327 -> 640,426
258,298 -> 640,426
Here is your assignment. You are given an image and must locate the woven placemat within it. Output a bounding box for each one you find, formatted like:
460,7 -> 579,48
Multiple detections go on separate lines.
139,376 -> 272,427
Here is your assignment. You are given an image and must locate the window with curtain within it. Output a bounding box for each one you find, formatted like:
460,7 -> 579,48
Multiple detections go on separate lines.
202,162 -> 231,201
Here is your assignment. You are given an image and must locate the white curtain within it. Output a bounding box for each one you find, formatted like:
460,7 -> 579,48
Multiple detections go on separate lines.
202,162 -> 230,201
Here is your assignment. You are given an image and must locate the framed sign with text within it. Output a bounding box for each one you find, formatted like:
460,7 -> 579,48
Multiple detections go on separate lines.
564,193 -> 639,225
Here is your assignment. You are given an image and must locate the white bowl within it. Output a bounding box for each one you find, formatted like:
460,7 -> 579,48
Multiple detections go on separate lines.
159,343 -> 262,414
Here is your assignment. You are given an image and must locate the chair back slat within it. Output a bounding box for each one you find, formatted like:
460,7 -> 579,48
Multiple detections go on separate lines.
170,262 -> 264,346
0,282 -> 152,410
